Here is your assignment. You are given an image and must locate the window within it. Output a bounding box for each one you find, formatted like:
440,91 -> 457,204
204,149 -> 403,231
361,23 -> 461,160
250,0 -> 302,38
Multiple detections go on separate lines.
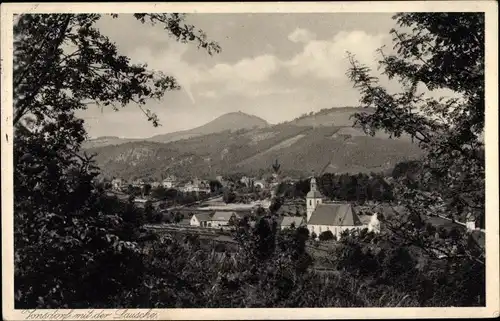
309,200 -> 312,206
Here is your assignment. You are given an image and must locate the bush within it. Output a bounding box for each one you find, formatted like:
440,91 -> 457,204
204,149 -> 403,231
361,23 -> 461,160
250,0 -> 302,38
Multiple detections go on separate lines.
319,230 -> 334,241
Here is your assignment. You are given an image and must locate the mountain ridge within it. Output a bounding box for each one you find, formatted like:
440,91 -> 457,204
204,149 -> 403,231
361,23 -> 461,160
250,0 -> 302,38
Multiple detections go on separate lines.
84,107 -> 423,181
83,111 -> 269,149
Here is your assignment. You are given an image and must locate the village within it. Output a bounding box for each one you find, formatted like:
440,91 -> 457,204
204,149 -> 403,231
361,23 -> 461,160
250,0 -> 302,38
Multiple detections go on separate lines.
104,167 -> 484,248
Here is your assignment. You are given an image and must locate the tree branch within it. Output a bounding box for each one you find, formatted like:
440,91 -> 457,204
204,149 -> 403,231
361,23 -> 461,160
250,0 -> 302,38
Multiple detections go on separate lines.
14,15 -> 72,126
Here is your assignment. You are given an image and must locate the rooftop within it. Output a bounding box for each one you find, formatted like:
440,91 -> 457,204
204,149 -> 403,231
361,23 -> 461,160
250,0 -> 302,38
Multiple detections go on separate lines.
193,212 -> 212,222
308,203 -> 363,226
212,211 -> 237,221
280,216 -> 305,227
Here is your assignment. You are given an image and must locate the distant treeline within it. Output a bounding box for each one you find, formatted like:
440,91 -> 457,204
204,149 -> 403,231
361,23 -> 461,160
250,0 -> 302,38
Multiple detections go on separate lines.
277,172 -> 394,203
273,160 -> 431,204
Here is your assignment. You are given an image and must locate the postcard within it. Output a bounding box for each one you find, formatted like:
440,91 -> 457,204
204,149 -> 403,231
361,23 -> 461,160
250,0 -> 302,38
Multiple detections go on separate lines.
1,1 -> 498,320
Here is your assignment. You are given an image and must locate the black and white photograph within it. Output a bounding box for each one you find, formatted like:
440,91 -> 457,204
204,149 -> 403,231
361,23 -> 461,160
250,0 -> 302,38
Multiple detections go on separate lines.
1,2 -> 498,320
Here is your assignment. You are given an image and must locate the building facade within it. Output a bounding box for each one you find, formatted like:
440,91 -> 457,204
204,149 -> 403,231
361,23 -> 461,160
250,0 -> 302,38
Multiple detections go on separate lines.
305,177 -> 366,239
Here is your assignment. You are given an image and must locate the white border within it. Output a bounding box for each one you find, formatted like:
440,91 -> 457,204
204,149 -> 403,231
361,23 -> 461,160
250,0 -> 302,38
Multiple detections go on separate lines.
1,2 -> 499,320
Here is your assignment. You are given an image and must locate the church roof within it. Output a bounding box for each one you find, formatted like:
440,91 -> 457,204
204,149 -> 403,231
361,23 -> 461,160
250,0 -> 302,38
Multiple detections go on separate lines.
308,203 -> 363,226
306,190 -> 324,198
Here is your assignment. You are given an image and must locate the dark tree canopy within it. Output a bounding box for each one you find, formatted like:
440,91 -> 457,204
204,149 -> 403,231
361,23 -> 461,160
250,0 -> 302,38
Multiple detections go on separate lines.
346,12 -> 485,264
13,13 -> 220,309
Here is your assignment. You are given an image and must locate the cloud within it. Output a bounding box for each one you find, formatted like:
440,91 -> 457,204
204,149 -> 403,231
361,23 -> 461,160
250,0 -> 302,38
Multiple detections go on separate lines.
130,42 -> 204,103
206,55 -> 279,83
131,42 -> 286,100
127,28 -> 389,102
288,28 -> 317,43
285,30 -> 389,80
194,54 -> 286,98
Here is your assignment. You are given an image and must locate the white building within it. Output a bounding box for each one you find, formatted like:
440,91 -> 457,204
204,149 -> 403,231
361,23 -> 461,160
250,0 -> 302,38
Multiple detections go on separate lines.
162,176 -> 177,189
111,178 -> 123,191
306,177 -> 366,239
190,213 -> 212,227
465,214 -> 477,231
367,213 -> 381,234
190,211 -> 236,228
253,180 -> 266,190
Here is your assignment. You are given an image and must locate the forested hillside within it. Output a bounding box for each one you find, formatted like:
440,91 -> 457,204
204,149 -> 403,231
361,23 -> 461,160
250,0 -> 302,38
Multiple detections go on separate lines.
86,119 -> 424,181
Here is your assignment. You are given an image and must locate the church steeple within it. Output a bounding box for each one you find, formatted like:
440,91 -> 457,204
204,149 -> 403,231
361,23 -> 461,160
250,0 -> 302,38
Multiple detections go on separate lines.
306,172 -> 323,222
310,176 -> 317,192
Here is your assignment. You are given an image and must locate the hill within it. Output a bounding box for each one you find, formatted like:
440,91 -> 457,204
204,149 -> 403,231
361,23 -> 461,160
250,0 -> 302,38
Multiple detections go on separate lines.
83,111 -> 269,149
148,111 -> 269,143
85,109 -> 424,181
290,107 -> 373,127
81,136 -> 140,149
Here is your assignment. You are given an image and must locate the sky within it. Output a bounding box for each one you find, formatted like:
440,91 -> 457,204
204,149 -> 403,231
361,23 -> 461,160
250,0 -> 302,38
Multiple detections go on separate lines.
77,13 -> 445,139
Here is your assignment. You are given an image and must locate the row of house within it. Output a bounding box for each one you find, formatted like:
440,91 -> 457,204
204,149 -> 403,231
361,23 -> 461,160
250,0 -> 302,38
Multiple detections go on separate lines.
111,176 -> 211,194
112,172 -> 301,194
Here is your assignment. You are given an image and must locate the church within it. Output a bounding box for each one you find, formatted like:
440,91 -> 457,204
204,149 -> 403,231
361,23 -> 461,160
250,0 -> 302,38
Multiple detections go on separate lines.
306,176 -> 366,240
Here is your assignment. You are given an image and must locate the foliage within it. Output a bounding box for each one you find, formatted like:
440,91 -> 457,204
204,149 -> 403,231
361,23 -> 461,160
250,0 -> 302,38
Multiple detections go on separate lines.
330,228 -> 485,306
287,172 -> 394,203
271,159 -> 281,174
269,197 -> 284,214
209,180 -> 223,193
143,183 -> 152,196
318,230 -> 334,241
14,13 -> 218,308
222,189 -> 237,204
346,12 -> 485,264
14,124 -> 148,308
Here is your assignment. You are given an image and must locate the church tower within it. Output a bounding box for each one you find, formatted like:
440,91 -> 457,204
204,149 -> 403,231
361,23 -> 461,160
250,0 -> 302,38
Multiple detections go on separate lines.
306,176 -> 323,222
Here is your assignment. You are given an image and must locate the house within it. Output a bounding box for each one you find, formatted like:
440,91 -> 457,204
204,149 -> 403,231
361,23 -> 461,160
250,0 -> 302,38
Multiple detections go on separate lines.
179,178 -> 210,193
162,176 -> 177,189
465,213 -> 478,231
279,216 -> 305,230
190,213 -> 213,227
132,179 -> 145,188
253,180 -> 266,190
181,182 -> 196,193
133,198 -> 149,209
240,176 -> 256,187
208,211 -> 237,227
198,180 -> 211,193
306,176 -> 366,239
111,178 -> 123,191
